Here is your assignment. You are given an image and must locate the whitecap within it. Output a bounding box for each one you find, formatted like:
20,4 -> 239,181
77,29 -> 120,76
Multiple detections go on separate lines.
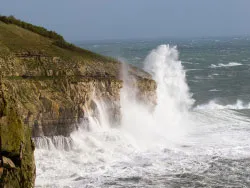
186,69 -> 203,72
210,62 -> 242,68
209,89 -> 220,92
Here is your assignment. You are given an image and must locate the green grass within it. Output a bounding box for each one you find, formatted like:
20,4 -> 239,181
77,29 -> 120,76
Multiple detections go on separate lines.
0,15 -> 63,40
0,15 -> 118,63
0,15 -> 83,52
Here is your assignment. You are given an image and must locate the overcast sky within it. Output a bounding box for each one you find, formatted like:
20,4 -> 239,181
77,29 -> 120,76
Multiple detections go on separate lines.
1,0 -> 250,41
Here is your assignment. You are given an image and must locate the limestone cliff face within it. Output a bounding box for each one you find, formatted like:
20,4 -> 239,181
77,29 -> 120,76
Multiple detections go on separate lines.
4,77 -> 123,137
3,74 -> 156,138
0,19 -> 156,187
0,51 -> 156,138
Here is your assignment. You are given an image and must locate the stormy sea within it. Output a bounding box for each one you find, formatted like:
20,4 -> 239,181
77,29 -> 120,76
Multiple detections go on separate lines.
35,37 -> 250,187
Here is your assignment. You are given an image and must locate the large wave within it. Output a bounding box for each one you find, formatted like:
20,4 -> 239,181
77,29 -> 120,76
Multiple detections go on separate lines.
119,45 -> 195,148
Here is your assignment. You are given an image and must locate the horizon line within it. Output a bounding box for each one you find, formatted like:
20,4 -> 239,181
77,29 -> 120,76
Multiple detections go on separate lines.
72,34 -> 250,44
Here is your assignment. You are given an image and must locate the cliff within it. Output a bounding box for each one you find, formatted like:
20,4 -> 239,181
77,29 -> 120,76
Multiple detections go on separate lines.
0,16 -> 156,187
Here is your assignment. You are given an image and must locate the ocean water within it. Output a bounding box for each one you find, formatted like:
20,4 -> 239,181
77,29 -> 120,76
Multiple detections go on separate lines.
35,37 -> 250,188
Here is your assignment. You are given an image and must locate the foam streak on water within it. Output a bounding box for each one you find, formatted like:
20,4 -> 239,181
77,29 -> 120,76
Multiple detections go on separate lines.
196,99 -> 250,110
210,62 -> 242,68
35,45 -> 250,188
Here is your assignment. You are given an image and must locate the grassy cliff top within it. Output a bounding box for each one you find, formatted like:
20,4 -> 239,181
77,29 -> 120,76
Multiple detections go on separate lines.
0,15 -> 115,62
0,16 -> 152,80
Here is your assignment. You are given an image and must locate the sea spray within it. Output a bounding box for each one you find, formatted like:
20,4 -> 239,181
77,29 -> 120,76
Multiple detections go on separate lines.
144,45 -> 194,137
119,45 -> 195,149
144,45 -> 194,111
87,99 -> 111,131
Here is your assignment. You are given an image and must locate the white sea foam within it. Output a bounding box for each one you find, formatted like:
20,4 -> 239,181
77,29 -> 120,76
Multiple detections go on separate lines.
195,99 -> 250,110
35,45 -> 250,187
210,62 -> 242,68
186,69 -> 203,72
209,89 -> 220,92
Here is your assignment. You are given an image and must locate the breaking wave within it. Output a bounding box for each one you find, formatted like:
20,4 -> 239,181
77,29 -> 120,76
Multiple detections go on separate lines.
210,62 -> 242,68
209,89 -> 220,92
195,99 -> 250,110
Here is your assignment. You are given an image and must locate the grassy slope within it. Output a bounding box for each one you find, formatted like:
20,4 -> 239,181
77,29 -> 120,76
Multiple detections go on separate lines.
0,20 -> 126,79
0,21 -> 114,61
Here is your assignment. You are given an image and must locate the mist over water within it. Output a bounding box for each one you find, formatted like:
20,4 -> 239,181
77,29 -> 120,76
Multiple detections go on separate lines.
35,43 -> 250,187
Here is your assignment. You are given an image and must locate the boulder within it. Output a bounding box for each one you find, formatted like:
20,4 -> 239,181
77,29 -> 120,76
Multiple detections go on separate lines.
3,156 -> 16,168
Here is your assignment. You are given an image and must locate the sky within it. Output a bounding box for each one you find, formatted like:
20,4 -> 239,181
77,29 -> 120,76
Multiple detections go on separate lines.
1,0 -> 250,41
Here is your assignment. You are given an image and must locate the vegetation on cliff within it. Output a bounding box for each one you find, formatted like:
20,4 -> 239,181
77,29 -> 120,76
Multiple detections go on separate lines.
0,15 -> 101,53
0,15 -> 117,64
0,15 -> 64,41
